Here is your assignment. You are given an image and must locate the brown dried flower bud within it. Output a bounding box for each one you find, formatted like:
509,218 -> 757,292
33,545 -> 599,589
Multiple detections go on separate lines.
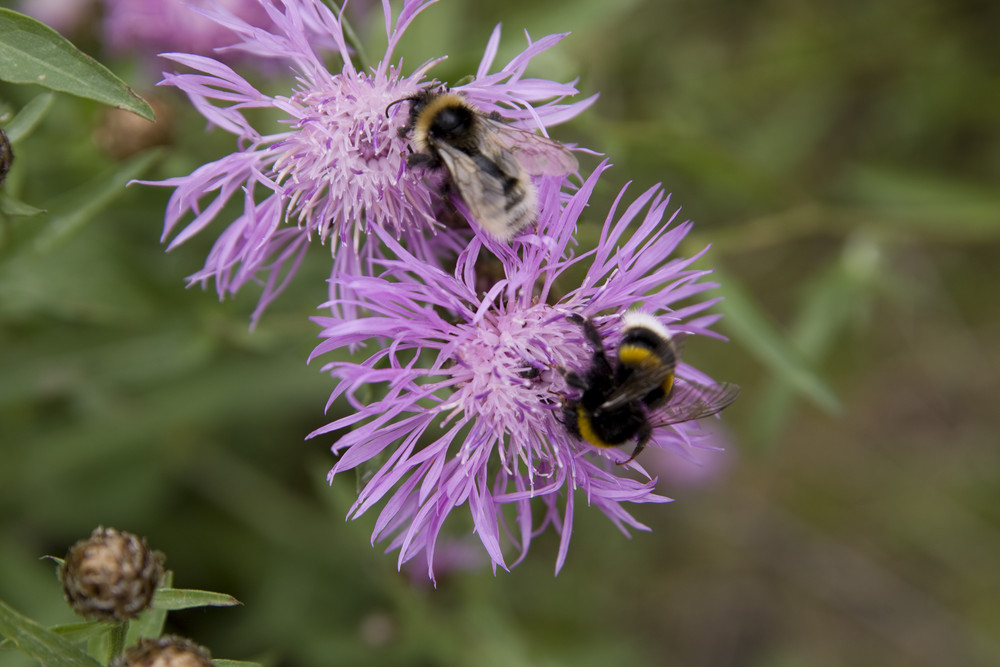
0,128 -> 13,185
110,636 -> 213,667
93,95 -> 174,160
60,526 -> 165,621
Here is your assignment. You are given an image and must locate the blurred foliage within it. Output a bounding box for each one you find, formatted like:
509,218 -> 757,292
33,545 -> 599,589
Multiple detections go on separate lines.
2,0 -> 999,666
0,9 -> 153,120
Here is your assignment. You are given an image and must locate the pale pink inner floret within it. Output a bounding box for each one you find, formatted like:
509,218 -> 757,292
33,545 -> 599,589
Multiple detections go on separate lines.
448,305 -> 586,443
271,75 -> 419,241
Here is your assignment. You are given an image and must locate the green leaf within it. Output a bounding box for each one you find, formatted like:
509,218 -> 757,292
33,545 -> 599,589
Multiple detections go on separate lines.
127,571 -> 171,642
86,621 -> 128,666
0,599 -> 102,667
750,247 -> 875,447
152,588 -> 243,611
41,556 -> 64,569
214,661 -> 265,667
841,165 -> 1000,240
33,149 -> 160,253
713,268 -> 841,415
4,92 -> 54,143
49,622 -> 114,645
0,191 -> 44,216
0,10 -> 153,121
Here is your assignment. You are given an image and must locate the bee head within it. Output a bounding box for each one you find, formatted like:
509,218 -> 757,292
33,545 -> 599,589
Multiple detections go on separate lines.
384,87 -> 442,121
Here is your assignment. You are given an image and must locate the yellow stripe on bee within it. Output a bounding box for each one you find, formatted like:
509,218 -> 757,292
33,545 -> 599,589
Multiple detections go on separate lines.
617,344 -> 654,367
576,407 -> 614,449
661,374 -> 674,397
413,92 -> 470,140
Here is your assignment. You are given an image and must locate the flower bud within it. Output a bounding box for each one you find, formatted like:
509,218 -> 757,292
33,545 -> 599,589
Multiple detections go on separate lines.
0,128 -> 13,185
94,95 -> 174,160
60,527 -> 165,621
110,636 -> 213,667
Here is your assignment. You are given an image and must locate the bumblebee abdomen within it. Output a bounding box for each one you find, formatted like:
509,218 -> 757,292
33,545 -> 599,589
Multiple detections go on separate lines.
574,404 -> 645,449
574,406 -> 608,449
641,374 -> 674,408
619,326 -> 673,360
617,343 -> 656,367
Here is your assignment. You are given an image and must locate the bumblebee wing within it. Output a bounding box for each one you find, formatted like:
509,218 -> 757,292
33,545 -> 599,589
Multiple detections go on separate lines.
652,380 -> 740,427
600,332 -> 683,412
599,363 -> 674,412
480,118 -> 578,176
435,142 -> 529,239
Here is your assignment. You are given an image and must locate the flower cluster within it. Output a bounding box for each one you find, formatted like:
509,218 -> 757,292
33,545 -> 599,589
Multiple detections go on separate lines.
148,0 -> 737,581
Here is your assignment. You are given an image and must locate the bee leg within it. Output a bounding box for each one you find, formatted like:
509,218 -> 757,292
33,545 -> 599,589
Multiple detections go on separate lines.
439,177 -> 452,197
566,313 -> 607,354
572,315 -> 616,379
487,110 -> 502,121
579,317 -> 605,353
559,368 -> 588,390
517,366 -> 541,380
619,421 -> 651,465
559,402 -> 581,438
406,152 -> 438,169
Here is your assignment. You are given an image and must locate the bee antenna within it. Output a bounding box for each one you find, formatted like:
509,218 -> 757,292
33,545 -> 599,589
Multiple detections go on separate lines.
384,96 -> 413,118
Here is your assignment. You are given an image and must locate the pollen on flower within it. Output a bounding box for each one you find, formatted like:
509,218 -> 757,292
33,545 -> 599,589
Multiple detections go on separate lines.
273,72 -> 433,243
448,306 -> 585,449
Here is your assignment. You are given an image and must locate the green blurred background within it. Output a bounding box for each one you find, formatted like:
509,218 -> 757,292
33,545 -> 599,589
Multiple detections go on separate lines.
3,0 -> 1000,665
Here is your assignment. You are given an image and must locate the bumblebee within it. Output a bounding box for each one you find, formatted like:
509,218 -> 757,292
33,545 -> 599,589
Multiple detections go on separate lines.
391,88 -> 578,241
562,312 -> 740,464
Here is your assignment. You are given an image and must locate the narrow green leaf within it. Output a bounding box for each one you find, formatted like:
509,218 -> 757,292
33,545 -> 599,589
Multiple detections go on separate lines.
33,149 -> 160,252
0,191 -> 44,216
4,91 -> 54,143
214,661 -> 265,667
50,621 -> 114,645
750,254 -> 871,447
128,571 -> 171,643
84,621 -> 124,667
841,165 -> 1000,240
713,268 -> 841,415
152,588 -> 242,611
0,599 -> 102,667
0,10 -> 153,121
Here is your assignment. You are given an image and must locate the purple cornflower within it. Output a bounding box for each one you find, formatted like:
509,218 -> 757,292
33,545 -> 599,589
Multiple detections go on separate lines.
17,0 -> 276,63
140,0 -> 594,325
309,163 -> 733,581
103,0 -> 276,60
17,0 -> 94,35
